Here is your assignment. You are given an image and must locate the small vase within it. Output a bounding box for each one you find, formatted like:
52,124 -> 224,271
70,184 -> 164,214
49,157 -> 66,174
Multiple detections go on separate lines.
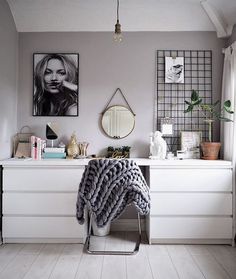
78,142 -> 89,158
201,142 -> 221,160
67,133 -> 79,158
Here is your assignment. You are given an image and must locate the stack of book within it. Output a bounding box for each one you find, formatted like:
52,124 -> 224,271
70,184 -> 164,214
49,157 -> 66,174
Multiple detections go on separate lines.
31,136 -> 44,160
42,147 -> 66,159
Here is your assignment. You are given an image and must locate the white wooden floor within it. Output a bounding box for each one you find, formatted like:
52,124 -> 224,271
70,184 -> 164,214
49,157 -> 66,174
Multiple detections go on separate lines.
0,232 -> 236,279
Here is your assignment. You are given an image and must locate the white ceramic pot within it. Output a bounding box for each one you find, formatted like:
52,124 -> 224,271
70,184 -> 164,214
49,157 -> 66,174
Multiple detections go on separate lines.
91,218 -> 111,237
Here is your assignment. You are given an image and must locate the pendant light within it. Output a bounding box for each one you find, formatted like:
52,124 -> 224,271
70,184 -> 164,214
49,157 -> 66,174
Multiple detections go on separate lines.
113,0 -> 123,42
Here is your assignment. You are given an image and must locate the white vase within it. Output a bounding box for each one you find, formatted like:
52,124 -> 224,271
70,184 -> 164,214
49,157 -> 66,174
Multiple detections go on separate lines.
91,218 -> 111,237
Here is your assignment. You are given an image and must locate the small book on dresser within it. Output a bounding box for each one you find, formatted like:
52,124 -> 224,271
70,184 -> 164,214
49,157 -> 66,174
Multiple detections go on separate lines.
42,152 -> 66,159
44,147 -> 65,153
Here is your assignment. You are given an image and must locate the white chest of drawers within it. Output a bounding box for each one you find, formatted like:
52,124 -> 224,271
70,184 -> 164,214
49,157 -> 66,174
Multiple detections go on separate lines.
147,161 -> 234,244
0,159 -> 234,244
1,161 -> 88,243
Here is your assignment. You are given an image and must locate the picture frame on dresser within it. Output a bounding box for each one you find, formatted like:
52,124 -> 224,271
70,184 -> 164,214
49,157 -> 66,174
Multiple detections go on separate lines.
180,131 -> 202,159
33,53 -> 79,117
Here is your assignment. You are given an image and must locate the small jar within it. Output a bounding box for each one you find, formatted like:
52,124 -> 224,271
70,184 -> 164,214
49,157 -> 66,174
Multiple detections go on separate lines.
78,142 -> 89,158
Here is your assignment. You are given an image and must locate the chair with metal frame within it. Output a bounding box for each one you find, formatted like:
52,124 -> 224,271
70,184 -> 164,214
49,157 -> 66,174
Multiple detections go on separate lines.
84,212 -> 142,255
76,159 -> 150,256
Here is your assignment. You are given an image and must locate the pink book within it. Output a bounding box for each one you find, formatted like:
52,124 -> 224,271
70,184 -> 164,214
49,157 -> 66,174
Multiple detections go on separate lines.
30,136 -> 36,159
36,137 -> 42,160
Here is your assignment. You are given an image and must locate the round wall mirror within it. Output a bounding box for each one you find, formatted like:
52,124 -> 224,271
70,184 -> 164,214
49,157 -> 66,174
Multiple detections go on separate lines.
101,105 -> 135,139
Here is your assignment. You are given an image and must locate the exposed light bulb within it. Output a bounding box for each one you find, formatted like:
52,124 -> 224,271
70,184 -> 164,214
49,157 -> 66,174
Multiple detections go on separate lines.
113,0 -> 123,42
113,20 -> 123,42
113,33 -> 123,42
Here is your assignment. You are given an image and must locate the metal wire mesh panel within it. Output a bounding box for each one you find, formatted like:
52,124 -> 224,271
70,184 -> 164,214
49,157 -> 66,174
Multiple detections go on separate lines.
156,50 -> 212,152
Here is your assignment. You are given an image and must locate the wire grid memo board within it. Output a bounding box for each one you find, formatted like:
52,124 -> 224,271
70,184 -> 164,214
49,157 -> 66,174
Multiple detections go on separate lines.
156,50 -> 212,152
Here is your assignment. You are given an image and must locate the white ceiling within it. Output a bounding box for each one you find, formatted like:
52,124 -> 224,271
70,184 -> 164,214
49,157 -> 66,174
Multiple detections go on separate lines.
6,0 -> 236,35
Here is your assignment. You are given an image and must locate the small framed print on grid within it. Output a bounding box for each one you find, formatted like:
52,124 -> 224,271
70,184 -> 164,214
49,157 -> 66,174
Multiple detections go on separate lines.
180,131 -> 202,159
165,57 -> 184,83
161,117 -> 174,136
33,53 -> 79,116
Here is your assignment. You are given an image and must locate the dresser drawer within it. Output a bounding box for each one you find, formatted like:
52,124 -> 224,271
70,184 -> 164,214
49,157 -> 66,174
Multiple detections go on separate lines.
2,216 -> 84,239
150,193 -> 232,215
3,193 -> 78,215
150,168 -> 232,192
3,167 -> 84,191
150,217 -> 232,240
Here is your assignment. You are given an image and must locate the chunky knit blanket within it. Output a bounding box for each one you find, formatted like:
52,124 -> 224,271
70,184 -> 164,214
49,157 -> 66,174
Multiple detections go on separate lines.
76,159 -> 150,227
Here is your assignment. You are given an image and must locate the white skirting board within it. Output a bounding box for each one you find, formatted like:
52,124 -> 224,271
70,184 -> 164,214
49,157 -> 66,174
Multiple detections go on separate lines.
2,238 -> 84,244
149,238 -> 233,245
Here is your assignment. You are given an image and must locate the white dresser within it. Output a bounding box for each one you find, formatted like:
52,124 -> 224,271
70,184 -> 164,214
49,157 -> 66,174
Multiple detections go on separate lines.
1,160 -> 89,243
146,160 -> 234,244
0,159 -> 234,245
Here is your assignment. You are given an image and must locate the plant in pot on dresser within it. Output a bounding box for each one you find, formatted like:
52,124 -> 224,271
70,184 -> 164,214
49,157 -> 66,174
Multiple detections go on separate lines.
184,90 -> 234,159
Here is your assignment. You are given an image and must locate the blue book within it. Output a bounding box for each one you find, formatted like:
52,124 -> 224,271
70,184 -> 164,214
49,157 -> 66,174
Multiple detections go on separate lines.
42,152 -> 66,159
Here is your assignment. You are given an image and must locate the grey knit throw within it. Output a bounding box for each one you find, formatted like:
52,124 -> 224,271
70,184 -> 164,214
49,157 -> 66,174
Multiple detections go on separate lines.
76,159 -> 150,227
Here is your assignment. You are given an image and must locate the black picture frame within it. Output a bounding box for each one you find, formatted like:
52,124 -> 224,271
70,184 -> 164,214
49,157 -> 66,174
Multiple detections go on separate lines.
33,53 -> 79,116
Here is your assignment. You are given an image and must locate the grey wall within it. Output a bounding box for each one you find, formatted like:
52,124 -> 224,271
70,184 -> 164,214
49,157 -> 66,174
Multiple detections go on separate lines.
18,31 -> 226,157
0,0 -> 18,159
227,24 -> 236,46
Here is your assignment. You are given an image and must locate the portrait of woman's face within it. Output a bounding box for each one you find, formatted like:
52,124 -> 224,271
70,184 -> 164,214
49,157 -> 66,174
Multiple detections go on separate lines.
44,58 -> 68,94
33,53 -> 79,117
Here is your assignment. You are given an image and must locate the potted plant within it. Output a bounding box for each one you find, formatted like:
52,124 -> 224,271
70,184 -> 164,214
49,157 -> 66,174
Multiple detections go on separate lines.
107,146 -> 115,158
184,90 -> 234,160
122,146 -> 131,158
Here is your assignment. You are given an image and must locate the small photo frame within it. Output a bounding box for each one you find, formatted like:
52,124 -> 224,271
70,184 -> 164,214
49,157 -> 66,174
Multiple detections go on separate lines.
180,131 -> 202,159
33,53 -> 79,116
165,57 -> 184,83
161,117 -> 174,136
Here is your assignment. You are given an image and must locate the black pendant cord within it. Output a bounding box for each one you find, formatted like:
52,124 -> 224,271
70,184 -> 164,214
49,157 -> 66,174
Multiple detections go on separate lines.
117,0 -> 119,22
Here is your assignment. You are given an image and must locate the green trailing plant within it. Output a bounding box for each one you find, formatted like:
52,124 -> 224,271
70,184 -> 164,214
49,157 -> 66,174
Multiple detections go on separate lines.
122,146 -> 131,158
122,146 -> 131,152
184,90 -> 234,142
107,146 -> 114,152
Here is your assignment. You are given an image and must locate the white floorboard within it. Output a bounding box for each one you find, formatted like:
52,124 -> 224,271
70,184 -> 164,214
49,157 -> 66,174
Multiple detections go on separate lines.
23,244 -> 64,279
126,245 -> 153,279
101,232 -> 126,279
146,245 -> 179,279
192,254 -> 231,279
167,245 -> 205,279
225,246 -> 236,258
49,244 -> 83,279
0,244 -> 25,273
0,244 -> 43,279
75,236 -> 106,279
187,244 -> 232,279
207,245 -> 236,279
0,233 -> 235,279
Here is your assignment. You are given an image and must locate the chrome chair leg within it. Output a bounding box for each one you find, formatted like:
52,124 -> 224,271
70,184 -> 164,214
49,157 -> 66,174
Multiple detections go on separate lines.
84,212 -> 141,255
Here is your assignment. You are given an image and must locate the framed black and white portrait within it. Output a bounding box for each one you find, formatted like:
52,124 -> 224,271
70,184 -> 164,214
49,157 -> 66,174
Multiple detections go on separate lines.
165,57 -> 184,83
33,53 -> 79,116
